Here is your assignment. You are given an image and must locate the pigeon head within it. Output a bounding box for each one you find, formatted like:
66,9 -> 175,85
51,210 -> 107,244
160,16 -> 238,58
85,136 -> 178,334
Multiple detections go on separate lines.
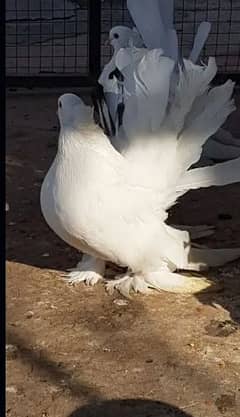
109,25 -> 142,50
57,94 -> 93,130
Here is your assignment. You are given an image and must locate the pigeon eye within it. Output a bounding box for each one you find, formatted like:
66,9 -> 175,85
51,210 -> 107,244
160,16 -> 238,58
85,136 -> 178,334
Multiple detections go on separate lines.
113,33 -> 119,39
59,101 -> 62,108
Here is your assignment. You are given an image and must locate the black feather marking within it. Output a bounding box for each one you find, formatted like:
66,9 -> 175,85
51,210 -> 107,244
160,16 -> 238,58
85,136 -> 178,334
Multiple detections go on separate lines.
109,67 -> 124,82
117,102 -> 125,127
91,84 -> 116,137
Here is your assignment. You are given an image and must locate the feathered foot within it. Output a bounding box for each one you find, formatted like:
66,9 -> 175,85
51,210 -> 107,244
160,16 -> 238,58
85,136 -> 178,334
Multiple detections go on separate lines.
62,255 -> 105,286
105,274 -> 151,298
144,271 -> 212,294
174,224 -> 215,239
185,246 -> 240,271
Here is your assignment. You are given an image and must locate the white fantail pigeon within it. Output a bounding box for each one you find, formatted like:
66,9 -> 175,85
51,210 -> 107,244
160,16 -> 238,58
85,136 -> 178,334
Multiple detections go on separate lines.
98,25 -> 144,133
41,51 -> 240,297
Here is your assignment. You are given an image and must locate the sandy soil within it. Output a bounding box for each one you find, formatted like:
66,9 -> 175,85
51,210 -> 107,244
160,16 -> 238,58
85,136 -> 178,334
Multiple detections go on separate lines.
6,89 -> 240,417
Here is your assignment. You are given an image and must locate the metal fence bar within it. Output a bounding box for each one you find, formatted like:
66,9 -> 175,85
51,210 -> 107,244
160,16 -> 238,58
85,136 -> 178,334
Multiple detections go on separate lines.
89,0 -> 101,79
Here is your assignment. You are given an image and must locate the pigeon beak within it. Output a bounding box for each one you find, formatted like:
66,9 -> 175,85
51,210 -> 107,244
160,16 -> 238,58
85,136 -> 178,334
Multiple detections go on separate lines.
105,38 -> 110,46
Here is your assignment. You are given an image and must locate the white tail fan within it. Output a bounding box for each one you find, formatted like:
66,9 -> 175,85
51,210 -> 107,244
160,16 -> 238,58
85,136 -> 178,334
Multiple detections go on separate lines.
114,47 -> 237,208
177,79 -> 235,171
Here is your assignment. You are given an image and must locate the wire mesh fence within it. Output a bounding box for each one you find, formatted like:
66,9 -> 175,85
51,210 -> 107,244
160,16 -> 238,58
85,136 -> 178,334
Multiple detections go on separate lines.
6,0 -> 240,85
6,0 -> 89,76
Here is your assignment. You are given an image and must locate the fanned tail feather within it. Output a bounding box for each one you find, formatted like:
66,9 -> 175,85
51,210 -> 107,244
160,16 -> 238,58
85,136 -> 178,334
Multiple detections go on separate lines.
176,157 -> 240,192
118,48 -> 175,138
185,246 -> 240,271
164,58 -> 218,134
177,78 -> 235,172
144,271 -> 212,294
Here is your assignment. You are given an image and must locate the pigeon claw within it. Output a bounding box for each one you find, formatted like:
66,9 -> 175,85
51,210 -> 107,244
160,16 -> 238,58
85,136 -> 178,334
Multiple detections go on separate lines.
62,270 -> 103,286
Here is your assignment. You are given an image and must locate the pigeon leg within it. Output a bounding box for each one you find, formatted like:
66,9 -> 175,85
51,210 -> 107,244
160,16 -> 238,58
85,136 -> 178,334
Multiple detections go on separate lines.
62,254 -> 105,286
105,273 -> 151,298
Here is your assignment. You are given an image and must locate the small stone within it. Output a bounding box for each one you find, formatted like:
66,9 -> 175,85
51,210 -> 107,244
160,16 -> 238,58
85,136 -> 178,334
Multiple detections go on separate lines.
217,359 -> 225,367
8,222 -> 16,226
9,321 -> 20,327
49,386 -> 61,394
42,253 -> 50,257
113,299 -> 129,306
132,367 -> 143,373
5,202 -> 9,212
103,347 -> 111,352
25,310 -> 34,319
6,345 -> 18,360
37,301 -> 46,306
6,386 -> 17,394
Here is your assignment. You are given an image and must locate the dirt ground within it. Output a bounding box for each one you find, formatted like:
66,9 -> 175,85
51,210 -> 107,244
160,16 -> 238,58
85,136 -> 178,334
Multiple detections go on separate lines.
6,89 -> 240,417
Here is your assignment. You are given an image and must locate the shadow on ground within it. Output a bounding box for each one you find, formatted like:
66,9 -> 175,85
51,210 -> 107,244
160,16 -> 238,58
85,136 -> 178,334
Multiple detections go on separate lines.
7,329 -> 197,417
7,329 -> 101,402
68,399 -> 194,417
7,329 -> 196,417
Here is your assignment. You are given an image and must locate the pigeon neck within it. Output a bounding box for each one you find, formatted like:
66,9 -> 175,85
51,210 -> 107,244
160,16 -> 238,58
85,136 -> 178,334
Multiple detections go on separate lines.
57,125 -> 110,157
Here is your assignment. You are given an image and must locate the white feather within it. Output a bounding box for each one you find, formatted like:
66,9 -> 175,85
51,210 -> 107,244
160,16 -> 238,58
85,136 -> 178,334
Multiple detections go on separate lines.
177,79 -> 235,169
127,0 -> 169,52
177,157 -> 240,191
189,22 -> 211,63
